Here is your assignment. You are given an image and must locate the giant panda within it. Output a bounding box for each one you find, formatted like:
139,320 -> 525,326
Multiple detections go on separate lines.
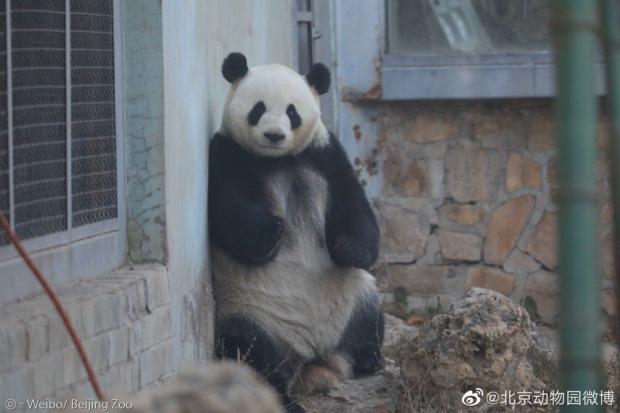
209,52 -> 384,413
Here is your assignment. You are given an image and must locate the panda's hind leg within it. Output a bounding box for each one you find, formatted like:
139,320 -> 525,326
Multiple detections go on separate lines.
292,353 -> 352,395
293,363 -> 340,395
337,292 -> 385,376
216,316 -> 304,413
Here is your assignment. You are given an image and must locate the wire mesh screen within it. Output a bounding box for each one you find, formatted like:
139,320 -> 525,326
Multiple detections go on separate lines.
70,0 -> 116,227
0,0 -> 117,245
0,0 -> 7,245
12,0 -> 67,240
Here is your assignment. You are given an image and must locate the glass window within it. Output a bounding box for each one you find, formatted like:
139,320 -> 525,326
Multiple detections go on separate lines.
387,0 -> 552,55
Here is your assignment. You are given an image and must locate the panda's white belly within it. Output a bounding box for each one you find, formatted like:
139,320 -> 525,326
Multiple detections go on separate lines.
212,166 -> 377,359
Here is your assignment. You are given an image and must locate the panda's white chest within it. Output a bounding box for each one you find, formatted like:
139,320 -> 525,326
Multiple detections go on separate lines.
263,165 -> 331,269
213,165 -> 377,358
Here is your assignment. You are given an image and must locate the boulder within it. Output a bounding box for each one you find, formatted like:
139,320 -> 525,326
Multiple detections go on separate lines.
70,362 -> 284,413
398,288 -> 545,409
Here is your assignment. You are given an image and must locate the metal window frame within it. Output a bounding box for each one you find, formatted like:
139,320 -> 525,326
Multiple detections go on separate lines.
291,0 -> 338,132
334,0 -> 605,101
0,0 -> 125,297
381,52 -> 607,100
291,0 -> 314,74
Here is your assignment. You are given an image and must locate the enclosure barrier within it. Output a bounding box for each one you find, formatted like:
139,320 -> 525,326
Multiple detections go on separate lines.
554,1 -> 602,412
601,0 -> 620,369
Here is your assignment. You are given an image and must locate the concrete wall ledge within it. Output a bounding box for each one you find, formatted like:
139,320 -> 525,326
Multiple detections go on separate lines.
0,264 -> 175,402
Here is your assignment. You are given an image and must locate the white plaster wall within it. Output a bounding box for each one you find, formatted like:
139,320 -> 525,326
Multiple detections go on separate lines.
124,0 -> 167,264
203,0 -> 294,134
161,0 -> 293,369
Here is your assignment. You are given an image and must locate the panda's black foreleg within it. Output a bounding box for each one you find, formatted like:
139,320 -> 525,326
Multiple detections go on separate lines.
210,202 -> 284,265
216,317 -> 305,413
309,135 -> 380,270
336,293 -> 385,376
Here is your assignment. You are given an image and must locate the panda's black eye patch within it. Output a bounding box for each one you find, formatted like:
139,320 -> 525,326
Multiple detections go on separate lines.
248,101 -> 266,126
286,104 -> 302,129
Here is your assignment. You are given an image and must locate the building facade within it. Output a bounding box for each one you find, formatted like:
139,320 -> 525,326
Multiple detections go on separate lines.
0,0 -> 294,401
0,0 -> 615,404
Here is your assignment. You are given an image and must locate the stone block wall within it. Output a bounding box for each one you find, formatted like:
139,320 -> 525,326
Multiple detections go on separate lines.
370,100 -> 616,331
0,265 -> 175,406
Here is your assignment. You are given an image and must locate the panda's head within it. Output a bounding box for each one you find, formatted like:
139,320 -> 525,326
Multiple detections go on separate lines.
219,52 -> 331,157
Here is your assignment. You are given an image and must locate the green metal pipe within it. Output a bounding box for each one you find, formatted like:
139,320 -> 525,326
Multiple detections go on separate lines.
553,1 -> 602,411
601,0 -> 620,356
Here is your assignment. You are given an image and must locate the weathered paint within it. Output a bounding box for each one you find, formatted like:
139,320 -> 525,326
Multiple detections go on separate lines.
124,0 -> 167,264
0,0 -> 295,376
333,0 -> 384,199
161,0 -> 294,367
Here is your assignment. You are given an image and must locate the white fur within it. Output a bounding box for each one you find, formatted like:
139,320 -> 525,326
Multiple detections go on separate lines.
212,167 -> 377,360
220,64 -> 329,157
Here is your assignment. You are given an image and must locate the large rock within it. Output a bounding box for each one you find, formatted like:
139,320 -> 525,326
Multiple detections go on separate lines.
378,203 -> 430,263
382,314 -> 419,360
399,288 -> 544,409
405,113 -> 457,144
445,142 -> 488,203
526,212 -> 558,270
437,230 -> 482,262
547,156 -> 559,201
524,270 -> 558,324
465,266 -> 515,296
506,153 -> 541,192
484,195 -> 535,264
601,231 -> 615,279
382,148 -> 428,197
503,249 -> 541,274
528,113 -> 555,151
388,265 -> 446,295
601,201 -> 613,225
473,111 -> 517,148
598,120 -> 611,149
401,161 -> 428,196
68,362 -> 283,413
381,147 -> 404,196
439,203 -> 484,226
602,288 -> 617,318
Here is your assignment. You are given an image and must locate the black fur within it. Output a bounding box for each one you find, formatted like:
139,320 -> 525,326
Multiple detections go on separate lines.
306,63 -> 331,95
210,132 -> 382,412
208,135 -> 284,264
286,104 -> 302,129
337,294 -> 385,375
222,52 -> 249,83
248,101 -> 266,126
308,135 -> 380,270
208,133 -> 379,269
217,317 -> 304,413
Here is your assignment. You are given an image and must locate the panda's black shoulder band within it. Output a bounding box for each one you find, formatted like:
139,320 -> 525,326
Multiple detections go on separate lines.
306,63 -> 331,95
222,52 -> 248,83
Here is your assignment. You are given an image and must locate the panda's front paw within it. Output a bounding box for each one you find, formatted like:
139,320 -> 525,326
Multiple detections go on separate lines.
283,399 -> 305,413
262,215 -> 284,251
250,215 -> 284,263
329,236 -> 375,269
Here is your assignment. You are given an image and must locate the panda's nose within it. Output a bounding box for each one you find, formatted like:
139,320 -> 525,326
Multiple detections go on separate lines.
264,132 -> 285,143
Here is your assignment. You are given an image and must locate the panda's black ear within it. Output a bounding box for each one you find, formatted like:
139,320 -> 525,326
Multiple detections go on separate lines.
306,63 -> 330,95
222,52 -> 249,83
